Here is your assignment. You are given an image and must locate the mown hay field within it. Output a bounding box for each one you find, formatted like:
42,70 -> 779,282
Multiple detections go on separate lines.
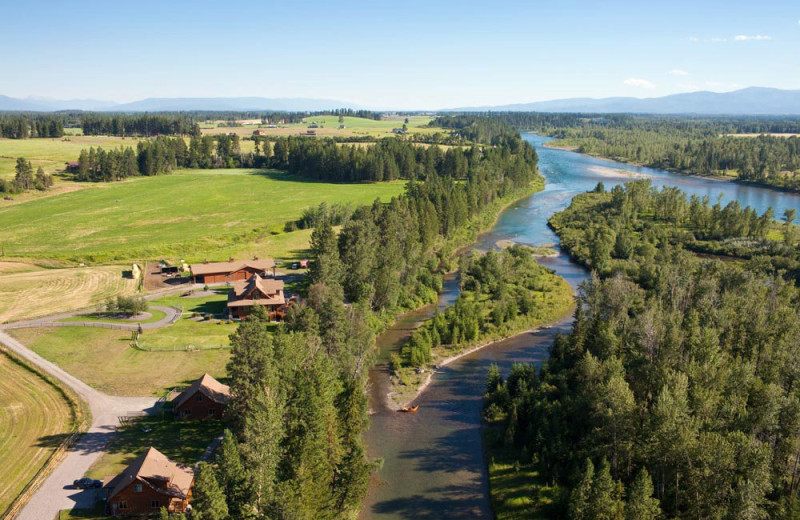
0,169 -> 404,262
201,115 -> 438,138
0,263 -> 137,322
0,350 -> 76,515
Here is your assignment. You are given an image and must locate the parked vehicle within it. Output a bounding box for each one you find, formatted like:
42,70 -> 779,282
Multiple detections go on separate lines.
73,478 -> 102,489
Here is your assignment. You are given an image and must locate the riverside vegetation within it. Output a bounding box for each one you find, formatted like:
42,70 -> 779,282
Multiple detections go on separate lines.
484,181 -> 800,519
182,118 -> 545,520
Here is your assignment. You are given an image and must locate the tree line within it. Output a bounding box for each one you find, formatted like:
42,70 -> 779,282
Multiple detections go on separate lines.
0,116 -> 64,139
186,120 -> 542,519
484,182 -> 800,520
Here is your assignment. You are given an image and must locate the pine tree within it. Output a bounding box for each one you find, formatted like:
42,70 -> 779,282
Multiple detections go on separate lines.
570,459 -> 595,520
192,462 -> 229,520
626,469 -> 660,520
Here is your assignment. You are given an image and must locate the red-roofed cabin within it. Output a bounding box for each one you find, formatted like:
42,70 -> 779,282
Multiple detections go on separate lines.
103,447 -> 193,516
172,373 -> 230,421
189,258 -> 275,284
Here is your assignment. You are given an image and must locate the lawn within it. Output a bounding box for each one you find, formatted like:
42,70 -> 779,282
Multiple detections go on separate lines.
86,414 -> 223,480
0,350 -> 78,516
0,135 -> 147,179
0,264 -> 138,323
0,169 -> 404,262
59,308 -> 167,325
9,327 -> 229,396
200,115 -> 438,138
142,289 -> 238,350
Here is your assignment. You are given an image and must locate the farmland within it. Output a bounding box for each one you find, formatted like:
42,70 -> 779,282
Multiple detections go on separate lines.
201,114 -> 438,138
0,135 -> 147,180
0,350 -> 77,516
0,169 -> 404,262
0,263 -> 137,322
8,326 -> 229,396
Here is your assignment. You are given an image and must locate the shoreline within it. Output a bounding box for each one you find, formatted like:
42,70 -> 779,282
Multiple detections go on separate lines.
539,135 -> 800,192
387,326 -> 549,411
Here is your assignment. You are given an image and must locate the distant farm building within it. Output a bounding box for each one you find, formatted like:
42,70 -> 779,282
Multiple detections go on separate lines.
103,447 -> 193,516
227,274 -> 287,321
189,258 -> 276,284
172,373 -> 230,420
65,161 -> 80,173
303,130 -> 317,136
252,129 -> 268,136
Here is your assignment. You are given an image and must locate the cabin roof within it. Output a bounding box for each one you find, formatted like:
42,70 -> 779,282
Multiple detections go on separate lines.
228,275 -> 285,307
190,258 -> 275,276
172,373 -> 231,410
104,447 -> 193,501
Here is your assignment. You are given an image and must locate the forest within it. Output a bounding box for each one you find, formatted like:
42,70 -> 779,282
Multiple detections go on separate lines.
73,124 -> 539,185
435,113 -> 800,191
0,115 -> 64,139
185,122 -> 542,520
484,182 -> 800,520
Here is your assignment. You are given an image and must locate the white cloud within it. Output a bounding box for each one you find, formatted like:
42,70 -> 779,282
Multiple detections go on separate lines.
623,78 -> 656,90
689,36 -> 700,42
669,69 -> 689,76
708,37 -> 728,42
734,34 -> 772,41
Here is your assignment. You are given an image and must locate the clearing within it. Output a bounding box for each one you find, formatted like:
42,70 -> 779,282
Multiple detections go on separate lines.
8,327 -> 229,396
0,169 -> 404,262
0,350 -> 77,516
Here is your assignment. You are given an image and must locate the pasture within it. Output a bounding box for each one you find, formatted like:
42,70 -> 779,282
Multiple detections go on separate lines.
201,115 -> 439,138
0,350 -> 76,516
9,327 -> 229,396
0,135 -> 146,179
0,169 -> 404,262
0,263 -> 137,322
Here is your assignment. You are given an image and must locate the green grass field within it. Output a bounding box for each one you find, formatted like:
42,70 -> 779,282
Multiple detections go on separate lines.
0,135 -> 147,179
141,289 -> 238,349
200,115 -> 438,138
8,327 -> 229,396
0,169 -> 404,262
0,350 -> 76,516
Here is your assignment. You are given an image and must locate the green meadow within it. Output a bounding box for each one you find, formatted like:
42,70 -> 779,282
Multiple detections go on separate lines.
0,169 -> 404,262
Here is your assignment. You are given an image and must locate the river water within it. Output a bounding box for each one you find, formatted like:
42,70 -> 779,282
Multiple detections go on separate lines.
359,133 -> 800,520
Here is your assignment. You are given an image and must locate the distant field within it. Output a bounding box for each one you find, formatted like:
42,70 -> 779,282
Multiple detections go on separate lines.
0,350 -> 75,515
0,169 -> 404,262
201,115 -> 439,138
0,263 -> 137,322
726,133 -> 800,137
9,326 -> 229,396
0,135 -> 146,179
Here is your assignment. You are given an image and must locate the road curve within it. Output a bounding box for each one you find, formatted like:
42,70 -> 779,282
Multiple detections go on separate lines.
0,331 -> 158,519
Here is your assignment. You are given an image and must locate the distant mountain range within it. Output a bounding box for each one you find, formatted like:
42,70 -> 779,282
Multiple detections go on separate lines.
447,87 -> 800,115
0,96 -> 361,112
2,88 -> 800,114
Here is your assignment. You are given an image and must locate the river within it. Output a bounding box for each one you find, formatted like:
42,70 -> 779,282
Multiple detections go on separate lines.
359,133 -> 800,520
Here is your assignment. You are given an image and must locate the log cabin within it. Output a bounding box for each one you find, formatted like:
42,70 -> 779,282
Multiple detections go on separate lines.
227,274 -> 287,321
103,447 -> 193,516
189,258 -> 275,284
172,373 -> 230,421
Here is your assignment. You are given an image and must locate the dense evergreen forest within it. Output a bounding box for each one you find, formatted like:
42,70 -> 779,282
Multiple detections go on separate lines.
184,122 -> 542,520
484,182 -> 800,520
73,123 -> 538,185
0,115 -> 64,138
435,113 -> 800,192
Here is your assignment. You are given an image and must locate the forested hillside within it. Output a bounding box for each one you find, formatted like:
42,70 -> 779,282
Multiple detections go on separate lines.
188,122 -> 542,519
485,182 -> 800,519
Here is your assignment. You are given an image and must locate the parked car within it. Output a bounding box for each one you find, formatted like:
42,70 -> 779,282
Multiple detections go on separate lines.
291,263 -> 300,269
73,478 -> 102,489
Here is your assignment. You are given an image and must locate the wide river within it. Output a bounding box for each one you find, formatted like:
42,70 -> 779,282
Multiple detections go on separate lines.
359,133 -> 800,520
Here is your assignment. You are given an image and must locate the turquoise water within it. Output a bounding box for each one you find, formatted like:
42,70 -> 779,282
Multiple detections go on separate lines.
360,133 -> 800,520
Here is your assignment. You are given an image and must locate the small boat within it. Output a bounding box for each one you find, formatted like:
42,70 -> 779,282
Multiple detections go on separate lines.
400,405 -> 419,413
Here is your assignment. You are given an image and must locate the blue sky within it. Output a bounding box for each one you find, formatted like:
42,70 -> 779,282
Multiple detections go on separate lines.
2,0 -> 798,109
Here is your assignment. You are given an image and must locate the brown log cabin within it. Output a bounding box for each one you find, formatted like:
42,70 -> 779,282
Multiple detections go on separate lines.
189,258 -> 276,284
227,274 -> 287,321
103,447 -> 193,516
172,373 -> 230,420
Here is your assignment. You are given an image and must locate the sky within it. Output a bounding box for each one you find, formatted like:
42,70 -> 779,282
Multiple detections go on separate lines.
1,0 -> 799,109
